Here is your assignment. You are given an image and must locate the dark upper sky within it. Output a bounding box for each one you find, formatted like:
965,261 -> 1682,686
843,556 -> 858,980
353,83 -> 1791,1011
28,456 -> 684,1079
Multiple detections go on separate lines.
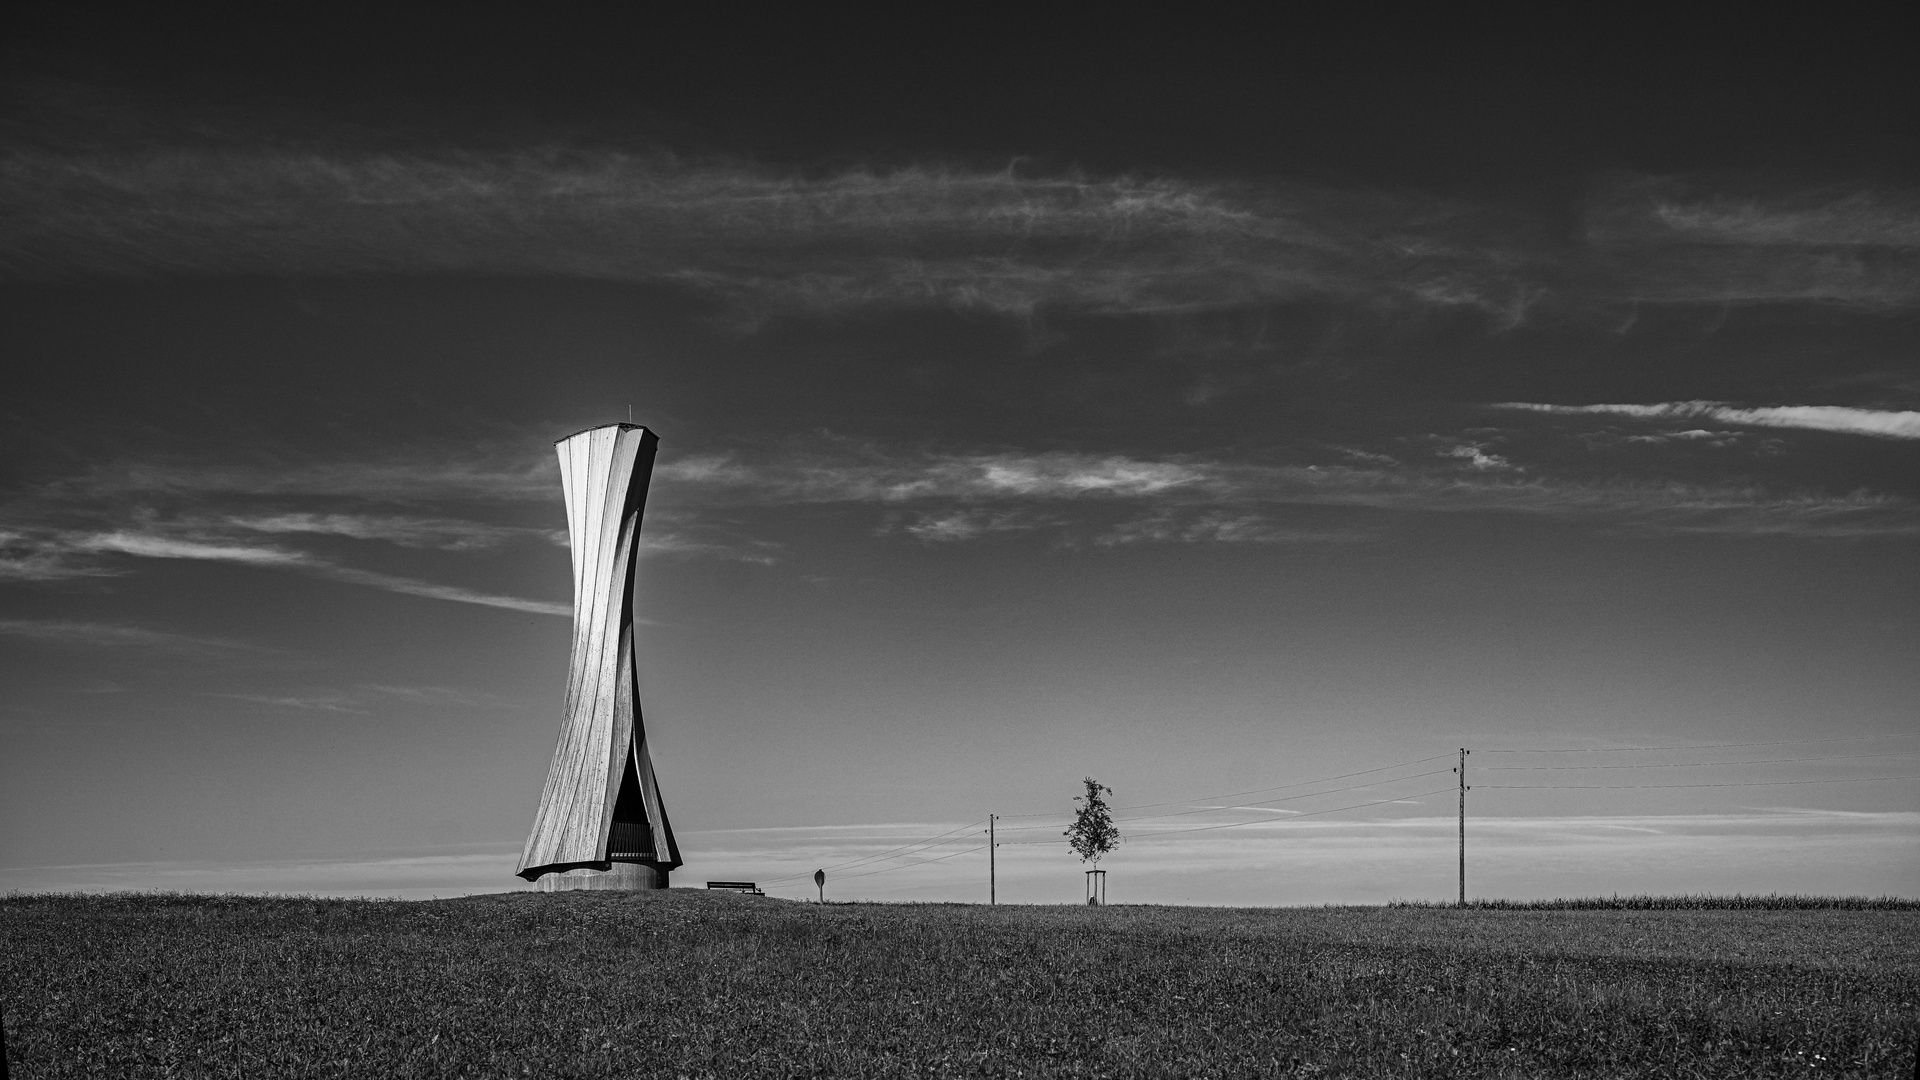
11,5 -> 1918,179
2,6 -> 1916,901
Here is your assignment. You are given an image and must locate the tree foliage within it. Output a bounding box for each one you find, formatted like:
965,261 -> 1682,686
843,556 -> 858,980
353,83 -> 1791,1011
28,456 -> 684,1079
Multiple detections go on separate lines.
1064,776 -> 1120,866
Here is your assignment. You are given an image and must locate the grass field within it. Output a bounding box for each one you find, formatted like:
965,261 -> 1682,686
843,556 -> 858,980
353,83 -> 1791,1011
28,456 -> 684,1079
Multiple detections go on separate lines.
4,891 -> 1916,1078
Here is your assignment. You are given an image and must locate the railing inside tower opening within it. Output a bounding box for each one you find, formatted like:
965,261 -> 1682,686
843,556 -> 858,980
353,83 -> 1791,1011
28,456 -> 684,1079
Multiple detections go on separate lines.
608,820 -> 656,862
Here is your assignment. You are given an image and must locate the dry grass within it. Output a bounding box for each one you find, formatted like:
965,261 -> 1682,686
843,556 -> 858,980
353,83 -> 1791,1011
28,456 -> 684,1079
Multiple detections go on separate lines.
3,891 -> 1915,1077
1393,894 -> 1920,911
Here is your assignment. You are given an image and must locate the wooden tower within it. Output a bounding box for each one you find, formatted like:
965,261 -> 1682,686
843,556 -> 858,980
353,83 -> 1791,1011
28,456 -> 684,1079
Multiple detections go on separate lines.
517,423 -> 683,891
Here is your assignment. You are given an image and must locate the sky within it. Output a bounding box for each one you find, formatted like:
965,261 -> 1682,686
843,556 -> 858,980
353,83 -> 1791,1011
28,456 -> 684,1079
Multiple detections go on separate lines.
2,7 -> 1916,903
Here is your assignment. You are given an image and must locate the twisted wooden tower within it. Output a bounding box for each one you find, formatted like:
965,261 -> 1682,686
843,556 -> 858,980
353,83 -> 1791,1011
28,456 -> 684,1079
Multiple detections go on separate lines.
518,423 -> 682,891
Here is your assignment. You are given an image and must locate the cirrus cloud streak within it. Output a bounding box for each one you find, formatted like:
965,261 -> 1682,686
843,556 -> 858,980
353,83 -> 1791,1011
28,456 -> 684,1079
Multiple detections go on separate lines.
10,527 -> 570,616
1494,402 -> 1920,440
657,447 -> 1919,540
5,140 -> 1917,320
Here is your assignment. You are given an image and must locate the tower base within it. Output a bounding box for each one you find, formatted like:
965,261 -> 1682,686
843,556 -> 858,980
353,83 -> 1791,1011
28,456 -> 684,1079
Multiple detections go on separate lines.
532,863 -> 668,892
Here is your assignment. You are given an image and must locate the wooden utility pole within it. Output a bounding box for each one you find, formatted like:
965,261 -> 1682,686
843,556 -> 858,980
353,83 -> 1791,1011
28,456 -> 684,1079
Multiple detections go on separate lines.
988,814 -> 997,906
1457,748 -> 1469,907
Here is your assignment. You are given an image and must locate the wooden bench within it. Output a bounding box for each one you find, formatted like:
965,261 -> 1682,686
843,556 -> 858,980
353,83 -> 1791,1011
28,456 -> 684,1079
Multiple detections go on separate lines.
705,881 -> 765,895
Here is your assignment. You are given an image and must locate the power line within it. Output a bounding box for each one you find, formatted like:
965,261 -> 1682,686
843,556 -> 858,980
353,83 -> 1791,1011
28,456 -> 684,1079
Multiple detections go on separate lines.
990,768 -> 1457,835
1120,787 -> 1457,841
756,818 -> 986,885
756,759 -> 1457,885
1109,754 -> 1458,812
1115,769 -> 1455,822
1484,732 -> 1920,753
995,773 -> 1457,846
1485,751 -> 1920,771
764,841 -> 991,890
1486,774 -> 1920,790
989,753 -> 1459,827
766,825 -> 982,882
826,842 -> 990,883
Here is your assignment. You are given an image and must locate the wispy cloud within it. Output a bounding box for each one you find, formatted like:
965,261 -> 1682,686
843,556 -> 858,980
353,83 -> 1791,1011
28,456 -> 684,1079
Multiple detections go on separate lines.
6,124 -> 1916,321
6,526 -> 572,616
0,439 -> 782,610
892,509 -> 1061,542
1589,180 -> 1920,249
0,618 -> 271,655
0,149 -> 1524,317
1095,511 -> 1376,546
0,429 -> 585,603
1581,178 -> 1920,308
5,424 -> 1913,619
657,447 -> 1920,540
634,527 -> 783,564
207,692 -> 368,714
203,683 -> 526,715
73,531 -> 308,565
0,530 -> 124,581
658,450 -> 1215,503
43,455 -> 560,504
225,512 -> 558,550
0,845 -> 527,900
1443,444 -> 1518,471
360,684 -> 522,709
314,565 -> 568,616
1494,401 -> 1920,440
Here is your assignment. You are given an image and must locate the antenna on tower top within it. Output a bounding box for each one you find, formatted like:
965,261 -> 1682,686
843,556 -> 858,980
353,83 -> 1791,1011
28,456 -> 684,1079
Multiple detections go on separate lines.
627,404 -> 633,424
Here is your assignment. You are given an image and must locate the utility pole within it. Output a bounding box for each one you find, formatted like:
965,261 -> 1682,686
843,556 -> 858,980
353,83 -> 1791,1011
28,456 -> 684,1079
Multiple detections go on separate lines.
988,814 -> 997,906
1457,748 -> 1470,907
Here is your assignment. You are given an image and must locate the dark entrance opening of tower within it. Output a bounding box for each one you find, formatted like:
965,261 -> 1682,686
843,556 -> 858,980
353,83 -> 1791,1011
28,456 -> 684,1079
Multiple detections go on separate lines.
609,749 -> 657,862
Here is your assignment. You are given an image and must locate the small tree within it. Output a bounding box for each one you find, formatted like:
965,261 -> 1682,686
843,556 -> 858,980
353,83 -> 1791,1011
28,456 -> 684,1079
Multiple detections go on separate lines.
1064,777 -> 1120,902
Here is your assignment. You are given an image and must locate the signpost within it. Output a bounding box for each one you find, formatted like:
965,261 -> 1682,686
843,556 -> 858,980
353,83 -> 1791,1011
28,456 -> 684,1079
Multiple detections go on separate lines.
814,868 -> 825,903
